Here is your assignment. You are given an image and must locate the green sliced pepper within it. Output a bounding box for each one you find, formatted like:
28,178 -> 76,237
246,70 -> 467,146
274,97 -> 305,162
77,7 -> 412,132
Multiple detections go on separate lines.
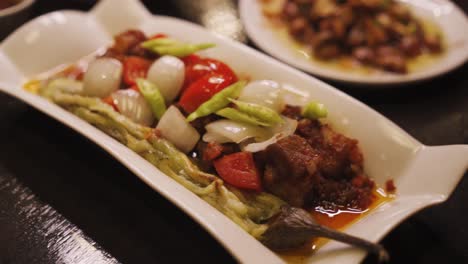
141,37 -> 215,57
229,99 -> 283,126
186,80 -> 246,122
140,38 -> 179,48
216,107 -> 270,127
302,102 -> 328,119
136,78 -> 167,120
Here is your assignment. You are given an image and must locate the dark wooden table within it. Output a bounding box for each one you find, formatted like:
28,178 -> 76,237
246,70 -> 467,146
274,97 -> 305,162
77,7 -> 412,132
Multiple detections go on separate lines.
1,1 -> 467,263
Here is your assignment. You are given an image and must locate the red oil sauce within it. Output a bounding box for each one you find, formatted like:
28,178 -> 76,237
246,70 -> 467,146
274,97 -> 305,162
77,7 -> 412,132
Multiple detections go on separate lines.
280,188 -> 393,263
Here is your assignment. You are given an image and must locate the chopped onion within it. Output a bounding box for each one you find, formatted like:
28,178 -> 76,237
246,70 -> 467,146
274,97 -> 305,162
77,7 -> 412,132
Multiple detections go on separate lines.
111,89 -> 154,126
242,117 -> 298,152
156,105 -> 200,153
281,83 -> 311,107
147,55 -> 185,103
271,116 -> 298,136
203,120 -> 270,144
238,80 -> 284,112
242,134 -> 281,152
82,58 -> 123,98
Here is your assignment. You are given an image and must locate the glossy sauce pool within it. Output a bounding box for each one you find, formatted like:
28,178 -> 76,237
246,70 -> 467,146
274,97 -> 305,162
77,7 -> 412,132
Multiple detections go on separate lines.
279,188 -> 393,263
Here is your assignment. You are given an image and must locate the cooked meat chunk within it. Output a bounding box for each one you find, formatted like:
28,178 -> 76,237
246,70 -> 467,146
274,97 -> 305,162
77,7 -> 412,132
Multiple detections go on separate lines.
263,135 -> 319,207
353,46 -> 375,63
261,117 -> 373,211
113,29 -> 147,55
315,43 -> 341,59
281,105 -> 303,120
289,17 -> 308,36
101,29 -> 156,61
195,141 -> 240,171
424,34 -> 442,53
400,36 -> 422,57
282,2 -> 300,20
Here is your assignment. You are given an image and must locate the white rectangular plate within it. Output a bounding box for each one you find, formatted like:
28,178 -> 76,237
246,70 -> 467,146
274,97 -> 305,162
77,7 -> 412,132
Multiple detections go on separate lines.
0,0 -> 467,263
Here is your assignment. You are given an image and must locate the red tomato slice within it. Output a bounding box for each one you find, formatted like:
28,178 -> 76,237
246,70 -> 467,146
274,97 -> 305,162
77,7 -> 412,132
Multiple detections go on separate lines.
181,54 -> 201,66
178,73 -> 237,113
123,56 -> 152,86
182,57 -> 237,92
213,152 -> 262,191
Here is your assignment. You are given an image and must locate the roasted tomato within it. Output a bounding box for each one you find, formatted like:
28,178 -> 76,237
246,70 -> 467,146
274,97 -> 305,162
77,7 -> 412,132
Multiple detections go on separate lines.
182,56 -> 237,91
213,152 -> 262,191
123,56 -> 152,86
178,73 -> 237,113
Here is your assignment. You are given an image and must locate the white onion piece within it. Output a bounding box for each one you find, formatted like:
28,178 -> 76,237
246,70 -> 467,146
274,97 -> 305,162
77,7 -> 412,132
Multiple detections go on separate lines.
147,55 -> 185,103
238,80 -> 284,112
111,89 -> 154,126
271,116 -> 298,136
203,120 -> 270,144
156,106 -> 200,153
242,117 -> 298,152
242,134 -> 281,152
281,83 -> 311,107
82,58 -> 122,98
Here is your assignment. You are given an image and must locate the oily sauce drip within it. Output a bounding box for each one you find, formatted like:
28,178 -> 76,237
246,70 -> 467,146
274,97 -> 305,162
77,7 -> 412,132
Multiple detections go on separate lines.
279,188 -> 392,263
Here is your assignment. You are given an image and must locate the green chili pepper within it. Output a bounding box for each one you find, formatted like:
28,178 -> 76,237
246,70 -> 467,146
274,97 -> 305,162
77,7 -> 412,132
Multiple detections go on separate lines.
302,102 -> 328,119
141,37 -> 215,57
136,78 -> 167,120
186,80 -> 246,122
229,99 -> 283,125
140,38 -> 179,48
216,107 -> 270,127
151,43 -> 215,57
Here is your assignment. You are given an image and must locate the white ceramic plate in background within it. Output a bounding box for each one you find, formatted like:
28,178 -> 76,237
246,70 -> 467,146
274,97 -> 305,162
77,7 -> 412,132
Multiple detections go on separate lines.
0,0 -> 467,263
239,0 -> 468,86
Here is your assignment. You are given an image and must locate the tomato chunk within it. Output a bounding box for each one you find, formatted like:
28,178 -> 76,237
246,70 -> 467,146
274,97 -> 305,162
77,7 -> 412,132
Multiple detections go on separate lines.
181,54 -> 201,66
213,152 -> 262,191
182,57 -> 238,92
123,56 -> 152,86
178,73 -> 236,113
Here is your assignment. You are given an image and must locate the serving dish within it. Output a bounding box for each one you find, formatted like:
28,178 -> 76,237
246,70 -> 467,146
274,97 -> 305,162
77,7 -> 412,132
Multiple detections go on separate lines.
0,0 -> 467,263
239,0 -> 468,86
